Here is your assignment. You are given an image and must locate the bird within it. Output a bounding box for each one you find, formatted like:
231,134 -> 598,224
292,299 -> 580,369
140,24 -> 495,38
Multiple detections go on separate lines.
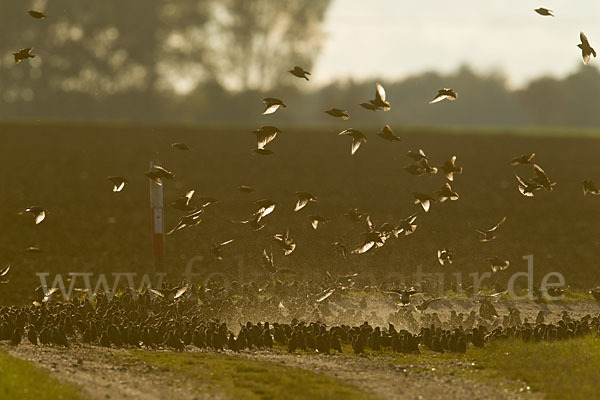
171,142 -> 189,150
515,174 -> 542,197
397,213 -> 418,236
420,159 -> 438,175
232,213 -> 265,231
288,66 -> 310,80
437,183 -> 459,202
339,129 -> 367,155
441,156 -> 463,181
475,216 -> 507,242
262,249 -> 277,273
145,165 -> 175,185
578,32 -> 596,65
25,246 -> 42,253
28,10 -> 47,18
367,83 -> 391,111
386,288 -> 420,305
532,164 -> 556,191
404,164 -> 426,176
416,297 -> 444,312
252,126 -> 281,150
107,176 -> 128,192
511,153 -> 536,166
274,229 -> 296,256
211,240 -> 234,261
489,257 -> 510,273
332,239 -> 347,257
534,8 -> 554,17
169,190 -> 196,212
351,233 -> 384,255
13,48 -> 36,64
582,180 -> 600,196
255,199 -> 276,219
429,88 -> 458,104
413,193 -> 436,212
237,185 -> 255,193
294,192 -> 317,211
0,265 -> 10,283
309,215 -> 330,230
376,125 -> 400,142
262,98 -> 287,115
343,208 -> 365,223
325,108 -> 350,120
407,149 -> 428,162
437,248 -> 454,266
166,209 -> 203,235
23,206 -> 46,224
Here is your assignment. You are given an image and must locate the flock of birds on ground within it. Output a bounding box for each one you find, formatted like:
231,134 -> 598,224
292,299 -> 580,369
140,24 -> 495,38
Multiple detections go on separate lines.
1,283 -> 600,356
3,7 -> 600,355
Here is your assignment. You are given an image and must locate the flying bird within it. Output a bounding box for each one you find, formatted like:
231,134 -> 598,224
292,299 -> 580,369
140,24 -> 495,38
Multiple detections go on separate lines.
23,207 -> 46,224
397,213 -> 418,236
274,229 -> 296,255
369,83 -> 391,111
413,192 -> 436,212
511,153 -> 536,166
232,213 -> 265,231
294,191 -> 317,211
262,98 -> 286,115
420,159 -> 438,175
255,199 -> 276,219
13,48 -> 36,64
441,156 -> 463,181
532,164 -> 556,191
0,266 -> 10,283
386,288 -> 420,305
339,129 -> 367,155
489,257 -> 510,273
407,149 -> 428,162
288,66 -> 310,80
252,125 -> 281,150
376,125 -> 400,142
343,208 -> 365,223
309,215 -> 330,230
171,142 -> 189,150
437,183 -> 459,202
515,174 -> 542,197
107,176 -> 128,193
437,248 -> 454,266
237,185 -> 254,193
145,165 -> 175,185
169,190 -> 196,212
28,10 -> 47,18
475,216 -> 507,242
166,209 -> 203,235
534,8 -> 553,17
582,180 -> 600,196
211,239 -> 234,261
429,88 -> 458,104
325,108 -> 350,120
578,32 -> 596,65
332,239 -> 347,258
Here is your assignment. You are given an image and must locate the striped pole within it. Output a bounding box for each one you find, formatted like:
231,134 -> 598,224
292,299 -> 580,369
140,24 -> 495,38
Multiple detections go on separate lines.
149,161 -> 165,275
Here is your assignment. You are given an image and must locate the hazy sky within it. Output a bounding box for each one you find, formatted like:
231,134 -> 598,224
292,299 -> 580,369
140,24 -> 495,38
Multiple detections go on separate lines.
313,1 -> 600,88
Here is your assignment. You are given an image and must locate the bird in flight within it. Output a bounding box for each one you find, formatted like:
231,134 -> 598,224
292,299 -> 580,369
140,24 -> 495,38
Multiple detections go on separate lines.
376,125 -> 400,142
325,108 -> 350,120
294,191 -> 317,211
145,165 -> 175,185
437,248 -> 454,266
309,215 -> 330,230
237,185 -> 254,193
23,207 -> 46,224
511,153 -> 536,166
262,98 -> 286,115
532,164 -> 556,192
255,199 -> 276,219
169,190 -> 196,212
339,129 -> 367,155
13,48 -> 36,64
274,229 -> 296,256
578,32 -> 596,65
0,266 -> 10,284
252,126 -> 281,150
28,10 -> 47,18
289,66 -> 310,80
107,176 -> 128,193
167,209 -> 203,235
515,174 -> 542,197
441,156 -> 463,181
582,180 -> 600,196
475,216 -> 507,242
489,257 -> 510,273
437,183 -> 459,202
413,193 -> 436,213
534,8 -> 553,17
171,142 -> 189,150
429,88 -> 458,104
211,239 -> 234,261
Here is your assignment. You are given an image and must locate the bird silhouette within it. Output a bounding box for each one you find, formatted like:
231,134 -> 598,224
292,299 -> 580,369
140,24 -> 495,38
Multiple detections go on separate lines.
429,88 -> 458,104
376,125 -> 400,142
288,66 -> 310,80
107,176 -> 128,192
325,108 -> 350,120
578,32 -> 596,65
262,98 -> 287,115
534,8 -> 553,17
13,48 -> 35,64
28,10 -> 47,18
339,129 -> 367,155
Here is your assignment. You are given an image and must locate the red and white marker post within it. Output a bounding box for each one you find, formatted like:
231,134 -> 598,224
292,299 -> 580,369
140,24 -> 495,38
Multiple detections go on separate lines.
149,161 -> 165,274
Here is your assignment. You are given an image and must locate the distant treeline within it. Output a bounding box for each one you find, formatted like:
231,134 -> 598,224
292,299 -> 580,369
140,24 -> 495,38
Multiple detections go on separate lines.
2,64 -> 600,128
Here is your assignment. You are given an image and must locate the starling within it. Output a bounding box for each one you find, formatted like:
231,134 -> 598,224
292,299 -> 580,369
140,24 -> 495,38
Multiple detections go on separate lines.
413,192 -> 436,212
339,129 -> 367,155
28,10 -> 47,18
376,125 -> 400,142
582,180 -> 600,196
429,88 -> 458,104
294,191 -> 317,211
368,83 -> 391,111
24,206 -> 46,224
437,183 -> 459,202
489,256 -> 510,273
252,125 -> 281,149
441,156 -> 463,181
166,209 -> 203,235
511,153 -> 535,166
107,176 -> 128,192
309,215 -> 330,230
288,66 -> 310,80
515,174 -> 542,197
534,8 -> 554,17
475,216 -> 507,242
532,164 -> 556,192
255,199 -> 276,218
171,142 -> 189,150
13,48 -> 36,64
325,108 -> 350,120
578,32 -> 596,65
0,265 -> 10,283
145,165 -> 175,185
407,149 -> 428,162
237,185 -> 254,193
274,229 -> 296,256
169,190 -> 196,212
437,248 -> 454,266
262,98 -> 286,115
211,239 -> 234,261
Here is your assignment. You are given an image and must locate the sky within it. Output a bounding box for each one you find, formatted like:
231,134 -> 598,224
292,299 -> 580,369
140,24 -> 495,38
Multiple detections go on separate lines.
313,1 -> 600,88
